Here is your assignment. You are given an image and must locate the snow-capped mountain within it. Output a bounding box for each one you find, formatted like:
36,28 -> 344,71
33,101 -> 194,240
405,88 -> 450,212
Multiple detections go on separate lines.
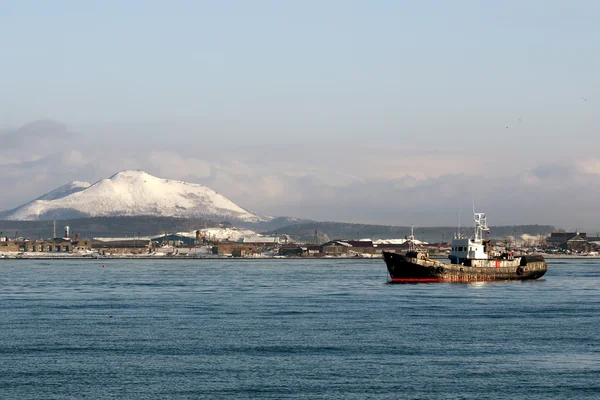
34,181 -> 91,201
0,170 -> 265,222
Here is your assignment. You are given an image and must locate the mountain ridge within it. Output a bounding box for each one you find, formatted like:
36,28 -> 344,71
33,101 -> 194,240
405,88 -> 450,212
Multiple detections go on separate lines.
0,170 -> 266,222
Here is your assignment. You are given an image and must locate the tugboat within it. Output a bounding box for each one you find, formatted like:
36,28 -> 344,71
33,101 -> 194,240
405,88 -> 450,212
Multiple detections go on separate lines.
383,212 -> 547,283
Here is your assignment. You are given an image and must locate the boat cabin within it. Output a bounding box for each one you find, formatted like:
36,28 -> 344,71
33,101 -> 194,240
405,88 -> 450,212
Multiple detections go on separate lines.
448,212 -> 490,264
449,238 -> 489,264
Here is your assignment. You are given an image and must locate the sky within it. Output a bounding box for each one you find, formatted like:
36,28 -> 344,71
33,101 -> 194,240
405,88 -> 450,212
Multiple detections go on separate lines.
1,1 -> 599,229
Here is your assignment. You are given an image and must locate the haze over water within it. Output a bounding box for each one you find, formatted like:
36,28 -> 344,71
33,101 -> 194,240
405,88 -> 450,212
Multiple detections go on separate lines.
1,259 -> 599,399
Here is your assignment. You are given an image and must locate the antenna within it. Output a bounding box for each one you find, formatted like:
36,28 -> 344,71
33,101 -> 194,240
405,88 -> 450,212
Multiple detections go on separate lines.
457,206 -> 462,239
473,212 -> 489,242
472,197 -> 476,239
407,224 -> 423,253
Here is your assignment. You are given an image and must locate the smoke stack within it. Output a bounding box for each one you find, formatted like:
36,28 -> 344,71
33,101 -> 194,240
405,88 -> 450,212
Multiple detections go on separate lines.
64,226 -> 70,239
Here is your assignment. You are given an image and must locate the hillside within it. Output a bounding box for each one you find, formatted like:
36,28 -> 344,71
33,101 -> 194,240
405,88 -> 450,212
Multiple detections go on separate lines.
263,222 -> 556,244
0,170 -> 265,222
0,216 -> 218,239
0,216 -> 557,244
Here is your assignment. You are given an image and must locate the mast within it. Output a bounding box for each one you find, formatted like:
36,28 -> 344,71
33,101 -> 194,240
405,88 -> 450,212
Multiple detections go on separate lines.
407,224 -> 422,252
473,212 -> 489,242
457,208 -> 462,239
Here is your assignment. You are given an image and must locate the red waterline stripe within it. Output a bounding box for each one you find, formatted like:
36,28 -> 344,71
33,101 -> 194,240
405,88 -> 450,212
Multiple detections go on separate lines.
391,278 -> 442,283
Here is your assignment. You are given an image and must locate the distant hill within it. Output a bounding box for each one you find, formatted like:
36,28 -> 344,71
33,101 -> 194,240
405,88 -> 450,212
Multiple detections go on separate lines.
263,222 -> 556,244
233,216 -> 314,232
0,170 -> 266,222
0,216 -> 219,239
0,215 -> 556,243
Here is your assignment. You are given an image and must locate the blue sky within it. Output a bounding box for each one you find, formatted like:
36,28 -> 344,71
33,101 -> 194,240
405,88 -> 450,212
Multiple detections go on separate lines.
1,1 -> 599,228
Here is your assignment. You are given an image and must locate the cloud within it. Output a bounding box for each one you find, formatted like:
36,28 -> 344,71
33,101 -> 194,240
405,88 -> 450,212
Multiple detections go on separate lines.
61,150 -> 88,167
149,151 -> 212,180
2,120 -> 600,231
0,121 -> 94,209
531,164 -> 574,180
577,158 -> 600,176
0,120 -> 75,150
261,176 -> 285,198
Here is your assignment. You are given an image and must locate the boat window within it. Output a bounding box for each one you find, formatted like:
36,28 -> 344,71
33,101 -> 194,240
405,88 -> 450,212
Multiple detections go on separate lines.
459,246 -> 463,251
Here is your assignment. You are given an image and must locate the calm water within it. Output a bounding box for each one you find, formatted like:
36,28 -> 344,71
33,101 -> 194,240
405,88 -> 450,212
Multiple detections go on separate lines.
1,258 -> 599,399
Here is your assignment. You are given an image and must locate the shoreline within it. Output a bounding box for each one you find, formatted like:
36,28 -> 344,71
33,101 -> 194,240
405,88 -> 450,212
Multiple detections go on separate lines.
0,257 -> 377,261
2,254 -> 600,261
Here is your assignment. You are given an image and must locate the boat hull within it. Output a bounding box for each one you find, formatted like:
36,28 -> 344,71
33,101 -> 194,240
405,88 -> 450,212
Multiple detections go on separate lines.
383,251 -> 547,283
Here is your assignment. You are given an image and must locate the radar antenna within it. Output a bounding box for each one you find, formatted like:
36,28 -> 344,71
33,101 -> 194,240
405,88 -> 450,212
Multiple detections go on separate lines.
407,225 -> 423,252
472,212 -> 490,242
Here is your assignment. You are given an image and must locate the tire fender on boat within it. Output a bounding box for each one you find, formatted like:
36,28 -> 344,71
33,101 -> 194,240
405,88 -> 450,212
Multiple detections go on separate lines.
436,266 -> 445,274
520,256 -> 528,266
516,266 -> 525,276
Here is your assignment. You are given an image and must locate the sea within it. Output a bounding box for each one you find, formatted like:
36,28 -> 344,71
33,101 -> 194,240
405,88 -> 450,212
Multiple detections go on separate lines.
1,258 -> 599,399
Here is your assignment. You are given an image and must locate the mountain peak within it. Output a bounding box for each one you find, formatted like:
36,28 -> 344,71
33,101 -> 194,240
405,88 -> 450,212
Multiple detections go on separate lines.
109,169 -> 154,179
1,171 -> 267,222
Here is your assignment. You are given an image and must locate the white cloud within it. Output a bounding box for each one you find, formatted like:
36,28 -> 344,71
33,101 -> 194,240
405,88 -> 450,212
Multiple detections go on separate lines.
149,151 -> 212,179
261,176 -> 285,198
61,150 -> 87,167
0,153 -> 45,166
577,158 -> 600,175
3,120 -> 600,230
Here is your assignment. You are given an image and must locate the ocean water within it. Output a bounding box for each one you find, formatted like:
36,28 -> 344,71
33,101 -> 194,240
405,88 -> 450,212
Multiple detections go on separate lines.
0,258 -> 599,399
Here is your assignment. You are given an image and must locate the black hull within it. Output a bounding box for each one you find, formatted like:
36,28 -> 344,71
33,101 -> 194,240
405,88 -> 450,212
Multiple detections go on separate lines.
383,252 -> 547,283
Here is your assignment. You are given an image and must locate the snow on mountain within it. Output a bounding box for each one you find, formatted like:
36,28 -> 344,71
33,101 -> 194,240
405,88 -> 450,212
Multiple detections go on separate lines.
34,181 -> 91,201
2,170 -> 265,222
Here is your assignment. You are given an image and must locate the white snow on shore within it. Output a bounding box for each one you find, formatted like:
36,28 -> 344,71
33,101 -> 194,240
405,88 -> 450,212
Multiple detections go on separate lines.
92,226 -> 261,243
374,238 -> 428,245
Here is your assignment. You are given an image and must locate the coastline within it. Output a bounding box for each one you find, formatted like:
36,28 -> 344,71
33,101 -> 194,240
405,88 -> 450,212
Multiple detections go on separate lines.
2,253 -> 599,261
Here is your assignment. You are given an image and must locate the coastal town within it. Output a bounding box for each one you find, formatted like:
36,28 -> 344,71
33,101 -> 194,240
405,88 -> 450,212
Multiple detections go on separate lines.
1,170 -> 594,260
1,224 -> 598,259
